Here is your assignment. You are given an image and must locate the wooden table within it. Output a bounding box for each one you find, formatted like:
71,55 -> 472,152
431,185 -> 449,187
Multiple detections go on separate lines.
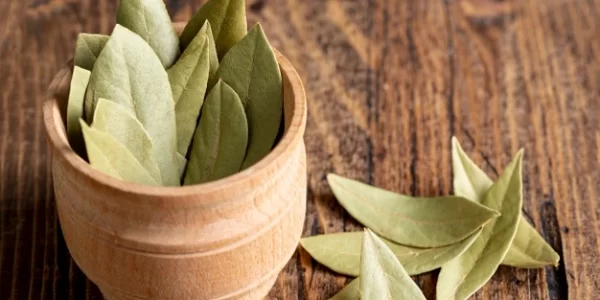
1,0 -> 598,299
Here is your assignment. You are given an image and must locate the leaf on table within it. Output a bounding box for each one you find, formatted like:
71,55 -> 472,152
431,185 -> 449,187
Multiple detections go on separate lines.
361,229 -> 426,300
437,150 -> 524,300
66,66 -> 91,155
84,24 -> 179,186
216,24 -> 282,169
74,33 -> 108,70
301,229 -> 481,277
327,173 -> 499,248
452,136 -> 493,202
329,279 -> 360,300
452,137 -> 559,267
116,0 -> 180,68
80,121 -> 159,186
179,0 -> 246,59
502,220 -> 560,268
183,80 -> 248,185
167,23 -> 212,156
91,99 -> 163,185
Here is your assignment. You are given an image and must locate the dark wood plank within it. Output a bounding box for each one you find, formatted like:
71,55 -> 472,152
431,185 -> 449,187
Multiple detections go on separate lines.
0,0 -> 598,299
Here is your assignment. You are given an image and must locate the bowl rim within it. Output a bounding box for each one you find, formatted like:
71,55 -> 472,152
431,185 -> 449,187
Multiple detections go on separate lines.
43,49 -> 307,199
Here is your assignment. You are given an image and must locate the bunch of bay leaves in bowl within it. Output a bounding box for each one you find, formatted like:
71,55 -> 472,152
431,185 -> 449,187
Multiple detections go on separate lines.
301,138 -> 560,300
43,0 -> 307,299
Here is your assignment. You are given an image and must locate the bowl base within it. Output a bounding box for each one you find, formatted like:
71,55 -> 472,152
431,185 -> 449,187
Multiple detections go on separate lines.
99,274 -> 278,300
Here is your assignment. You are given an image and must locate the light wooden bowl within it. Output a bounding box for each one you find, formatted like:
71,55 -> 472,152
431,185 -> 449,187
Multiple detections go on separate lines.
43,27 -> 307,299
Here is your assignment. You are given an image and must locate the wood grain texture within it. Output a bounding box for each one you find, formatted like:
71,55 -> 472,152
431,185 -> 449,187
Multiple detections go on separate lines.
0,0 -> 598,299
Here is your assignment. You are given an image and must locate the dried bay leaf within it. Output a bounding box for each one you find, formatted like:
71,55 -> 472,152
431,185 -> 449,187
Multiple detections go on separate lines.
84,25 -> 180,186
451,137 -> 493,202
327,174 -> 499,248
117,0 -> 180,68
183,81 -> 248,185
80,121 -> 159,186
91,99 -> 163,185
301,229 -> 481,277
66,66 -> 91,155
502,220 -> 561,268
204,24 -> 220,90
74,34 -> 108,70
217,24 -> 282,169
437,151 -> 524,300
361,229 -> 426,300
452,137 -> 559,267
180,0 -> 246,58
329,279 -> 359,300
167,25 -> 211,156
176,153 -> 187,178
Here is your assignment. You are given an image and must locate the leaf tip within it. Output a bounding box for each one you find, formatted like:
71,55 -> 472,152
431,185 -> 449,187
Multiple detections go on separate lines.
363,228 -> 376,240
326,173 -> 342,185
79,118 -> 89,129
299,237 -> 309,247
451,135 -> 459,146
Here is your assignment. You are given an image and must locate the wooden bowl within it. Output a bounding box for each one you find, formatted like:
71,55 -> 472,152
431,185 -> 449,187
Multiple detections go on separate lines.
43,33 -> 307,299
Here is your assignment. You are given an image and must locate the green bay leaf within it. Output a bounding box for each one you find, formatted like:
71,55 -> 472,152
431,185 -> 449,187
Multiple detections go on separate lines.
329,279 -> 359,300
116,0 -> 180,68
84,24 -> 179,186
91,99 -> 163,185
452,137 -> 559,267
74,33 -> 108,70
167,24 -> 212,156
361,229 -> 426,300
327,173 -> 499,248
180,0 -> 246,58
81,121 -> 159,186
217,24 -> 283,169
183,80 -> 248,185
66,66 -> 91,155
437,151 -> 524,300
301,229 -> 480,277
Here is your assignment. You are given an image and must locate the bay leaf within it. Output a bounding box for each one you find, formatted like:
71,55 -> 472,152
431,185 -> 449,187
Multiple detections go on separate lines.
300,229 -> 481,277
437,150 -> 524,300
177,153 -> 187,178
179,0 -> 246,58
329,279 -> 359,300
216,24 -> 283,169
204,24 -> 220,90
116,0 -> 180,68
167,23 -> 212,156
451,137 -> 493,202
74,33 -> 108,70
183,80 -> 248,185
80,121 -> 159,186
452,137 -> 559,267
91,99 -> 163,185
66,66 -> 91,155
502,220 -> 560,268
361,229 -> 426,300
84,24 -> 180,186
178,21 -> 220,90
327,173 -> 499,248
